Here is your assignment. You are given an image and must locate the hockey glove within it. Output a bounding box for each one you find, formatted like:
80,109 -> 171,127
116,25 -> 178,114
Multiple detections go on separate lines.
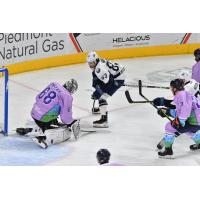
16,128 -> 33,135
153,97 -> 165,107
153,97 -> 175,108
91,93 -> 97,100
171,117 -> 185,129
92,86 -> 104,100
157,108 -> 171,118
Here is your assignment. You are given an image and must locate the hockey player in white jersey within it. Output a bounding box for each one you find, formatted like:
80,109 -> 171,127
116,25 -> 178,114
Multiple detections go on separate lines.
177,70 -> 200,96
87,51 -> 125,128
153,69 -> 200,109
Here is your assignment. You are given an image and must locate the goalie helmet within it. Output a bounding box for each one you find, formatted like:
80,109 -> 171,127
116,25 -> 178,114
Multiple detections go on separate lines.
87,51 -> 99,69
194,48 -> 200,62
96,149 -> 111,165
63,79 -> 78,94
170,78 -> 185,93
177,70 -> 190,83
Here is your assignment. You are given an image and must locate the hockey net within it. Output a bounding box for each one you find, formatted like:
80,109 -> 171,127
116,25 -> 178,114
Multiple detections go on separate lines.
0,68 -> 8,135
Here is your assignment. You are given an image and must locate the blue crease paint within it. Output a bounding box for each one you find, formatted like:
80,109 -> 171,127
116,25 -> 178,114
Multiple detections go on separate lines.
0,136 -> 70,166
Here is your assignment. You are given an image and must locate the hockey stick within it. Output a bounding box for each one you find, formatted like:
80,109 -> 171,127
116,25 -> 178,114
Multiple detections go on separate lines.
124,83 -> 170,90
138,80 -> 173,122
125,90 -> 150,103
92,99 -> 96,112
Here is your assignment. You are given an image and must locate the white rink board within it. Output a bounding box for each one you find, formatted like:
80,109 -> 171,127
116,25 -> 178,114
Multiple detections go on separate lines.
1,33 -> 199,66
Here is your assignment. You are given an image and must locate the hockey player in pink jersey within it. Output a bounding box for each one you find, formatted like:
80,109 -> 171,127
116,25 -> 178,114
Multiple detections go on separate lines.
157,79 -> 200,158
17,79 -> 79,149
192,48 -> 200,83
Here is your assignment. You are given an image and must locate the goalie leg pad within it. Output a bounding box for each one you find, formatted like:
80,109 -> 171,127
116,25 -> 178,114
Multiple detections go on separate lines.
45,127 -> 72,145
70,120 -> 80,140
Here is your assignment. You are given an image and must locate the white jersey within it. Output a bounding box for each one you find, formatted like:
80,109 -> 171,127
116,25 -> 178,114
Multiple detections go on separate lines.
185,79 -> 200,96
94,59 -> 125,84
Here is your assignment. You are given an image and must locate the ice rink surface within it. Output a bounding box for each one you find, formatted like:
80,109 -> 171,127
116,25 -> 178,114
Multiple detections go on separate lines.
1,54 -> 200,166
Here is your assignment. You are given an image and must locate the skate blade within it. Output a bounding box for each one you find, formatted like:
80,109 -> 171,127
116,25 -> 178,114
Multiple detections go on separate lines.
93,124 -> 109,128
158,155 -> 174,159
155,148 -> 162,152
190,148 -> 200,152
92,112 -> 101,115
81,128 -> 96,133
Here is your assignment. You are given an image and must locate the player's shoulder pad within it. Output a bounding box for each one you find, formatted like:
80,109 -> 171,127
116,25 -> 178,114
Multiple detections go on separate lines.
95,62 -> 107,73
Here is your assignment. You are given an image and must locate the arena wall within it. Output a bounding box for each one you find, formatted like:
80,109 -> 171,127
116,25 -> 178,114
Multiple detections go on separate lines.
0,33 -> 200,75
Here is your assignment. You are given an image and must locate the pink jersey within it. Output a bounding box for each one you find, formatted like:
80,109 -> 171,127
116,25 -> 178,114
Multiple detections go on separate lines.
31,82 -> 73,124
173,90 -> 200,124
192,61 -> 200,83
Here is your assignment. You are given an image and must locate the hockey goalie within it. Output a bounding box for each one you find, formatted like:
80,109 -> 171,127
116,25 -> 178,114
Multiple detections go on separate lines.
16,79 -> 80,149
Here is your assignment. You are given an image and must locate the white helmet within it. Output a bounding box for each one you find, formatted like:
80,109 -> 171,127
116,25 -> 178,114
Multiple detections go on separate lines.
63,79 -> 78,94
87,51 -> 99,63
177,70 -> 191,82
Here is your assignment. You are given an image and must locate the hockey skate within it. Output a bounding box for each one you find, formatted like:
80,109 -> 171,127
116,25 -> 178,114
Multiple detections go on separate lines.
92,107 -> 100,114
190,144 -> 200,151
156,138 -> 164,150
158,147 -> 174,159
32,136 -> 48,149
93,112 -> 108,128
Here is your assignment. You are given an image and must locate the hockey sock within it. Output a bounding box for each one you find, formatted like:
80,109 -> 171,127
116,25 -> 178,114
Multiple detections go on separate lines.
164,134 -> 175,148
192,130 -> 200,145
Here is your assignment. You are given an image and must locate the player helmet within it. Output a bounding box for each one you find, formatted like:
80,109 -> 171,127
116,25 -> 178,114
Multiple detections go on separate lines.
170,78 -> 185,93
177,70 -> 190,82
63,79 -> 78,94
96,149 -> 111,165
87,51 -> 99,69
194,48 -> 200,62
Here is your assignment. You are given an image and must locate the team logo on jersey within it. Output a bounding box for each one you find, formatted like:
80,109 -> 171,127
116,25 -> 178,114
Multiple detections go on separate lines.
96,68 -> 100,73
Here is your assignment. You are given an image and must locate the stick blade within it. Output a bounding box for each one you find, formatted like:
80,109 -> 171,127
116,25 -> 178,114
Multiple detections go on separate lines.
138,80 -> 142,95
125,90 -> 134,103
125,90 -> 149,103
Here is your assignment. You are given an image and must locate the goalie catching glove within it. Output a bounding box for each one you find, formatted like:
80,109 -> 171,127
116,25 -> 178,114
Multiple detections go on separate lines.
67,119 -> 80,140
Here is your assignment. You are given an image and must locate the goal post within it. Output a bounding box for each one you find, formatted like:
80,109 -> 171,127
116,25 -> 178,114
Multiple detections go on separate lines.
0,67 -> 8,136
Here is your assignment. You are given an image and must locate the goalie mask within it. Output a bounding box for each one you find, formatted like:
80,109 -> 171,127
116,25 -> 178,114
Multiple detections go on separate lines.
63,79 -> 78,94
96,149 -> 111,165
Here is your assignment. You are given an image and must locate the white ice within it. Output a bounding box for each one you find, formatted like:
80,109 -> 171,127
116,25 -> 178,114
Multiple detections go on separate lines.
1,54 -> 200,165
